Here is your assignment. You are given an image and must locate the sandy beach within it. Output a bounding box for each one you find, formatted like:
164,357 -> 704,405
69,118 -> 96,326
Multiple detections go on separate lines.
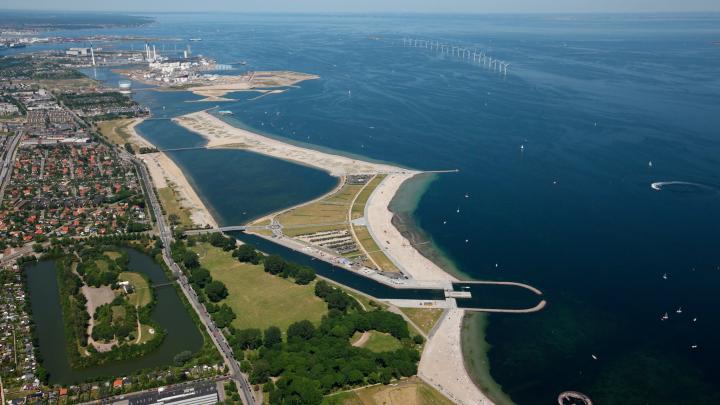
174,111 -> 411,176
126,118 -> 155,149
365,173 -> 458,283
419,309 -> 493,405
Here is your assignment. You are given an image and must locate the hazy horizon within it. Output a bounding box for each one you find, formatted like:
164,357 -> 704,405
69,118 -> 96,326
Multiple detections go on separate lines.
2,0 -> 720,14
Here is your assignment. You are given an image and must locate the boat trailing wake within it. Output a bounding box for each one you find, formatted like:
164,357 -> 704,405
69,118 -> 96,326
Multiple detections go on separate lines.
651,181 -> 717,192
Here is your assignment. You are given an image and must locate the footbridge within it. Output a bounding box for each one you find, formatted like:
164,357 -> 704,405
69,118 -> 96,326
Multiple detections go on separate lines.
184,225 -> 271,235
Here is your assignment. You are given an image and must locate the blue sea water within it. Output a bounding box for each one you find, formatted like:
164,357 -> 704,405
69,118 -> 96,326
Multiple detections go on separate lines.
18,12 -> 720,403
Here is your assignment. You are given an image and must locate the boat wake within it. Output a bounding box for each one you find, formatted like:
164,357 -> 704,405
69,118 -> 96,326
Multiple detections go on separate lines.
651,181 -> 717,193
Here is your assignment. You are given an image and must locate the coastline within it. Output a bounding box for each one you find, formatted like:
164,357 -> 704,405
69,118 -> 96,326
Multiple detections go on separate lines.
128,122 -> 219,229
144,110 -> 494,404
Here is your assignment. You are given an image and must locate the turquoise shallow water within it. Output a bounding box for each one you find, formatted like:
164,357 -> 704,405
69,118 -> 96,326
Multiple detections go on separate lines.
31,12 -> 720,403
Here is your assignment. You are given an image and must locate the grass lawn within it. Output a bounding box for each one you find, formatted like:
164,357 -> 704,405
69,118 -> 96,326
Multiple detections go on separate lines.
192,243 -> 327,331
111,305 -> 126,322
362,331 -> 403,353
118,272 -> 152,307
103,251 -> 121,260
350,175 -> 385,220
400,308 -> 444,336
136,323 -> 155,345
353,225 -> 400,273
157,186 -> 194,228
275,181 -> 362,232
95,259 -> 110,272
96,118 -> 149,151
322,376 -> 453,405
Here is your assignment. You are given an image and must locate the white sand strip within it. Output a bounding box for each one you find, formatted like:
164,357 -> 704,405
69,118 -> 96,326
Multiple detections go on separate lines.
419,309 -> 493,405
174,111 -> 413,177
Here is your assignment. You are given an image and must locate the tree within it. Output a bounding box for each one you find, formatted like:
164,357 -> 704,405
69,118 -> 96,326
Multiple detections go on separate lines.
264,326 -> 282,348
211,304 -> 236,328
173,350 -> 193,366
205,280 -> 228,302
263,255 -> 286,275
190,268 -> 211,287
294,266 -> 316,285
234,244 -> 261,264
314,280 -> 333,298
287,320 -> 315,341
182,251 -> 200,269
236,329 -> 263,350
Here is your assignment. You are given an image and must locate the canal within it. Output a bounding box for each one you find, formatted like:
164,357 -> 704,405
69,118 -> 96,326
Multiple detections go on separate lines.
233,232 -> 543,309
25,248 -> 203,385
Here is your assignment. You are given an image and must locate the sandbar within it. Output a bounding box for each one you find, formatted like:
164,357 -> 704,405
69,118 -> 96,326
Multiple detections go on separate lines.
174,111 -> 412,176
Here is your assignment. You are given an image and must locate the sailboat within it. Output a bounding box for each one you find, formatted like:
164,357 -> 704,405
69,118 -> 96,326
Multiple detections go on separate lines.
661,312 -> 669,321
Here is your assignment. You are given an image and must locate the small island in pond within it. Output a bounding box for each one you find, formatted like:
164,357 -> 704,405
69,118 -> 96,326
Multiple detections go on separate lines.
56,246 -> 164,368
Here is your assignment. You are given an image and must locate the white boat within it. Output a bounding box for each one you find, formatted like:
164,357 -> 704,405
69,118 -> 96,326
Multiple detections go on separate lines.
189,38 -> 202,42
662,273 -> 668,280
661,312 -> 669,321
676,307 -> 683,314
218,110 -> 233,116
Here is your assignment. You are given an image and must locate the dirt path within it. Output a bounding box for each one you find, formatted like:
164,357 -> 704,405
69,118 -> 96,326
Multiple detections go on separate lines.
352,331 -> 371,348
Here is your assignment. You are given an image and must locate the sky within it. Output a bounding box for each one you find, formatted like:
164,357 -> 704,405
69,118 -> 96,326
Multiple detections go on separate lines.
3,0 -> 720,13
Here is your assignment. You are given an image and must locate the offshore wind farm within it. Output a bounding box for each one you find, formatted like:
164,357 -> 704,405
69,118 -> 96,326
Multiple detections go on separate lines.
402,37 -> 510,75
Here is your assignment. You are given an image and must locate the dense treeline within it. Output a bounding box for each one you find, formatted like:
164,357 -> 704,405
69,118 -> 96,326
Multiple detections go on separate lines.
236,282 -> 421,405
174,233 -> 422,404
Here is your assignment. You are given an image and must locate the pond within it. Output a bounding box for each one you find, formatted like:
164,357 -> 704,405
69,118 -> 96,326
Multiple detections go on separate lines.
25,248 -> 203,385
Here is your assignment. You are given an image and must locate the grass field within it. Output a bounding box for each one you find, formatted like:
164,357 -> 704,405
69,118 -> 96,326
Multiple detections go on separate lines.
192,243 -> 327,331
103,251 -> 121,260
157,186 -> 194,228
274,181 -> 362,236
118,271 -> 152,307
362,331 -> 403,352
97,118 -> 140,148
111,305 -> 126,322
400,308 -> 445,336
353,225 -> 401,273
350,175 -> 385,220
322,376 -> 453,405
136,323 -> 155,345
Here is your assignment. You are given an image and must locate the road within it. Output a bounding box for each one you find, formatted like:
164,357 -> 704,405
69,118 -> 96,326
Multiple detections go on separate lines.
129,151 -> 257,405
0,131 -> 22,204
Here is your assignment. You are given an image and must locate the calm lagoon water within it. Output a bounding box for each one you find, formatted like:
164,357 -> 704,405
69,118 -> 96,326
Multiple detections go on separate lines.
40,13 -> 720,403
